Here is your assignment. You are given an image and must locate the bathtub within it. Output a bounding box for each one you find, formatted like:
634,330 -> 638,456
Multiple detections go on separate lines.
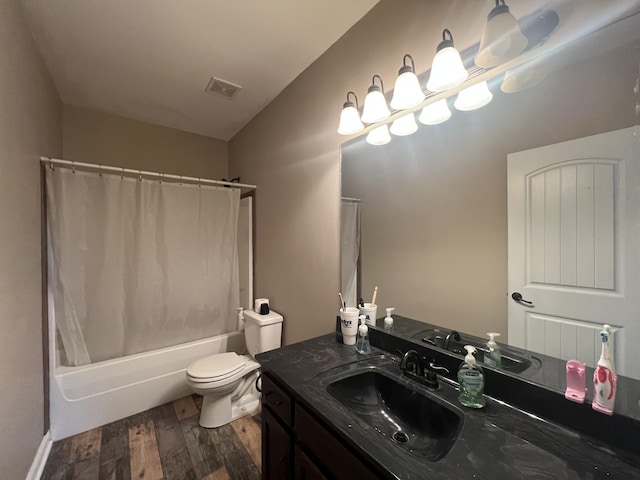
50,331 -> 245,440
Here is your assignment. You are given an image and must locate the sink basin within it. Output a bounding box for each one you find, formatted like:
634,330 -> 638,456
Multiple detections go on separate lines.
416,329 -> 541,374
326,369 -> 462,461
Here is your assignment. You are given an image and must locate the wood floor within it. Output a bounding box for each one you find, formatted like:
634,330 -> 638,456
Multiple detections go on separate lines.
41,394 -> 262,480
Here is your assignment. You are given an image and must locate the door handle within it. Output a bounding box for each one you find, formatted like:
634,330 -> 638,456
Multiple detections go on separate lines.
512,292 -> 534,306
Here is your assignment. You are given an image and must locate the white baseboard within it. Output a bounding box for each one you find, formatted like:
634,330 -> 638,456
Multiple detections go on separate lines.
25,431 -> 52,480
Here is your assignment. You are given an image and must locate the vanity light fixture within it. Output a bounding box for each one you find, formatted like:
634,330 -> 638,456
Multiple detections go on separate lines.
426,29 -> 469,93
390,54 -> 425,110
454,80 -> 493,111
366,124 -> 391,146
390,112 -> 418,136
361,75 -> 391,124
475,0 -> 528,68
418,98 -> 452,125
337,91 -> 365,135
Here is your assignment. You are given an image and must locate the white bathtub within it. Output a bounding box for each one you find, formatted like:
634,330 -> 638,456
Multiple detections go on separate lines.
50,331 -> 245,440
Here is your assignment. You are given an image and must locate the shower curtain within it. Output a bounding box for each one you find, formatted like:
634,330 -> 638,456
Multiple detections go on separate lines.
341,199 -> 360,308
46,167 -> 240,366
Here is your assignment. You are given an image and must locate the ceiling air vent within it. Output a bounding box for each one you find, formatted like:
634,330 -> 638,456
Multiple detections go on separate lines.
205,77 -> 242,100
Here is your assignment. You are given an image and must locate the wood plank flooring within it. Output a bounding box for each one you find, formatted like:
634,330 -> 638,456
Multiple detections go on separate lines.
41,394 -> 262,480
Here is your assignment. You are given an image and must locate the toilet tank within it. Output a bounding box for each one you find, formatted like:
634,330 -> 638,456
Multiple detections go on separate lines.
244,309 -> 283,357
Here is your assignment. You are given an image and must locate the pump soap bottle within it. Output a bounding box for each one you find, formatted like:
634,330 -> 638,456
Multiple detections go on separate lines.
592,325 -> 617,415
484,333 -> 502,368
457,346 -> 485,409
384,308 -> 395,330
356,315 -> 371,354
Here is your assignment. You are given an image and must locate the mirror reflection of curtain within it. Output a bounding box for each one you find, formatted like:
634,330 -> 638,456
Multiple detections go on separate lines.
341,198 -> 360,308
46,167 -> 240,366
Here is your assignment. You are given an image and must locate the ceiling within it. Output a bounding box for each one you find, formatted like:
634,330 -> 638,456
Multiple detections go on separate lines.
21,0 -> 379,140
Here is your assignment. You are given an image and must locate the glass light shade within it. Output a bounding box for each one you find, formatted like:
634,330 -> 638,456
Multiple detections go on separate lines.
390,113 -> 418,136
426,46 -> 468,92
361,89 -> 390,124
501,64 -> 547,93
390,71 -> 425,110
418,99 -> 452,125
475,5 -> 528,68
454,81 -> 493,111
366,124 -> 391,146
337,104 -> 364,135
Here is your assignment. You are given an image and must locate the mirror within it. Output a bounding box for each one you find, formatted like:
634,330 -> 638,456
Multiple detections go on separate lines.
341,6 -> 640,387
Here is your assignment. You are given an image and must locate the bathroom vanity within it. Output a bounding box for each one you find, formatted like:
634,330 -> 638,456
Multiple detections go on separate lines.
257,324 -> 640,479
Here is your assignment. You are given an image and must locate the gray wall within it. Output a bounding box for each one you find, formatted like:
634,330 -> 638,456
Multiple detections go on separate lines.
64,105 -> 229,179
0,0 -> 62,478
229,0 -> 512,345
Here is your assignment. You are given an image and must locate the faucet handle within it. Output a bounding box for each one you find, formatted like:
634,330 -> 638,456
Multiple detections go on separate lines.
428,362 -> 449,374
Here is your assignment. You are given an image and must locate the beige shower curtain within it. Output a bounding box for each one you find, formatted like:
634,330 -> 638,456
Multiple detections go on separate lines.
46,167 -> 240,366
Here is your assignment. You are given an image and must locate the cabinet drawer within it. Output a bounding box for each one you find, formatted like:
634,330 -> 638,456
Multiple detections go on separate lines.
295,404 -> 378,480
262,373 -> 292,427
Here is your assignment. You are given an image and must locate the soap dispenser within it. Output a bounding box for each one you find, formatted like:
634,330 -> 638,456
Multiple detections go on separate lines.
384,307 -> 395,330
457,346 -> 486,409
484,332 -> 502,368
356,315 -> 371,354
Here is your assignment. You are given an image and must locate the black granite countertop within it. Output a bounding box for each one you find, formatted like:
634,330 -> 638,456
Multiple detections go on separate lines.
257,333 -> 640,480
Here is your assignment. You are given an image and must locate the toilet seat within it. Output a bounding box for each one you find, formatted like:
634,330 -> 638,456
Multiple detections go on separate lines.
187,352 -> 246,384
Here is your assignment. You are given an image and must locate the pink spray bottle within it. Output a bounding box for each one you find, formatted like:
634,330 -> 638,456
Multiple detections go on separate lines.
592,325 -> 617,415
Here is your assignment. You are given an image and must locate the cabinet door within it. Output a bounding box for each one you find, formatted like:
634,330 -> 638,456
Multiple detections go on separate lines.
295,404 -> 378,480
295,447 -> 329,480
262,407 -> 292,480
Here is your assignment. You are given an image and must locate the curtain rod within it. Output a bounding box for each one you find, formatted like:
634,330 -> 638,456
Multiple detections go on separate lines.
341,197 -> 362,203
40,157 -> 257,191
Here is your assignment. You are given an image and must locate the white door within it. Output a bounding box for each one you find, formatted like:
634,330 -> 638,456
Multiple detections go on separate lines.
508,127 -> 640,379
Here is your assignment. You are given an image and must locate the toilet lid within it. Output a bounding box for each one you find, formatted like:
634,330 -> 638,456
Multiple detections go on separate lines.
187,352 -> 245,380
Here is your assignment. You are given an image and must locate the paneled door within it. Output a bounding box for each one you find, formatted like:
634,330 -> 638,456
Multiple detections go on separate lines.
508,127 -> 639,379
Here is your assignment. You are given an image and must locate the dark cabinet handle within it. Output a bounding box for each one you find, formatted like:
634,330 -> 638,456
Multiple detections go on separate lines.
512,292 -> 534,306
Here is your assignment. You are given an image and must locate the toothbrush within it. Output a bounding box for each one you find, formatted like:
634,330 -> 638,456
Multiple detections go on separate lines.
371,286 -> 378,306
338,292 -> 346,310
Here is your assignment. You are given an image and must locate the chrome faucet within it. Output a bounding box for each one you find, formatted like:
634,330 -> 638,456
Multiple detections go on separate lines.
444,330 -> 461,350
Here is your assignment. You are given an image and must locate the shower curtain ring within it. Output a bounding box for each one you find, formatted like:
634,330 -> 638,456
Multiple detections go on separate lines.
198,178 -> 201,187
121,167 -> 125,179
72,161 -> 76,174
99,165 -> 102,176
139,170 -> 142,182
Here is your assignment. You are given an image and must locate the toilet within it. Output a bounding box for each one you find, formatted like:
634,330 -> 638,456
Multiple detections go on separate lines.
186,309 -> 283,428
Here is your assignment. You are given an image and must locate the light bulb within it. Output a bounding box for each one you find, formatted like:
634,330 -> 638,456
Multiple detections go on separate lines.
366,124 -> 391,146
390,113 -> 418,136
418,99 -> 452,125
426,29 -> 468,93
337,92 -> 364,135
390,54 -> 425,110
454,81 -> 493,111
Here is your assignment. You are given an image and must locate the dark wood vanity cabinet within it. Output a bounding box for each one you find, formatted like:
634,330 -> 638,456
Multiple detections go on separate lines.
261,372 -> 378,480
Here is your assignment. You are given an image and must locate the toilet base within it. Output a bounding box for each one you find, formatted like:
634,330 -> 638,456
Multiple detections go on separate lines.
198,373 -> 260,428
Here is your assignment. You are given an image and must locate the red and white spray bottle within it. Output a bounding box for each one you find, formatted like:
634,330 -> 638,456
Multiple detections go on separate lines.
592,325 -> 617,415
